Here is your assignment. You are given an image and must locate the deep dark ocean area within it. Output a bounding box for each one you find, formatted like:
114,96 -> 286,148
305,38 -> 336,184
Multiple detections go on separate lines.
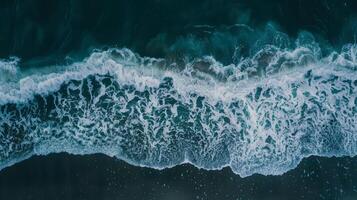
1,0 -> 357,199
1,0 -> 357,63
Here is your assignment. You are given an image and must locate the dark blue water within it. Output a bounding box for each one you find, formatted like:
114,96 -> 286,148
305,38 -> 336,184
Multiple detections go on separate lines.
1,0 -> 357,62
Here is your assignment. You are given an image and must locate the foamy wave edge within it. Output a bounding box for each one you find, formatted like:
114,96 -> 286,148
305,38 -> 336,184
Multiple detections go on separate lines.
0,44 -> 357,177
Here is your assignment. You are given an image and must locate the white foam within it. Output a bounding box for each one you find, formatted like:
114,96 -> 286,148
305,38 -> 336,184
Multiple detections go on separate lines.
0,44 -> 357,177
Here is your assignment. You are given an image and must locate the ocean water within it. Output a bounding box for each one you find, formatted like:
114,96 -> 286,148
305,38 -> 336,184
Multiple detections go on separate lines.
0,0 -> 357,199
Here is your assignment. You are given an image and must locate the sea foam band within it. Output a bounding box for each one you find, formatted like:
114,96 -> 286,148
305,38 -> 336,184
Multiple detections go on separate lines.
1,36 -> 357,177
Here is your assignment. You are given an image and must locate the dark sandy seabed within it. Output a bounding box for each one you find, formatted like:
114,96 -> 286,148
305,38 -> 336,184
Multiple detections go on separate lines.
0,154 -> 356,200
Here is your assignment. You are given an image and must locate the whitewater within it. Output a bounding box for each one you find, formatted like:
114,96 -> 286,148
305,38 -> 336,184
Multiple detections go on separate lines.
1,33 -> 357,177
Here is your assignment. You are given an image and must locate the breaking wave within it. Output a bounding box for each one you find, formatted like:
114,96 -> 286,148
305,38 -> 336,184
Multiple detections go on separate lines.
1,32 -> 357,177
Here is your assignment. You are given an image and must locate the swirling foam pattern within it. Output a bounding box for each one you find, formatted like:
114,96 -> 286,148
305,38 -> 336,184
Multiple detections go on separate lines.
1,42 -> 357,177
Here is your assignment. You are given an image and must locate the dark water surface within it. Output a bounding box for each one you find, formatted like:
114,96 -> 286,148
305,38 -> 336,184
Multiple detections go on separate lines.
1,0 -> 357,62
0,153 -> 356,200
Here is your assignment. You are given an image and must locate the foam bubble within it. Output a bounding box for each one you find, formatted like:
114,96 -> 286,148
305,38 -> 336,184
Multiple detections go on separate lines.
0,44 -> 357,177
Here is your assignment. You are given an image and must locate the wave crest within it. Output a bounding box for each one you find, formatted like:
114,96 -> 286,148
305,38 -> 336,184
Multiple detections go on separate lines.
1,41 -> 357,177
